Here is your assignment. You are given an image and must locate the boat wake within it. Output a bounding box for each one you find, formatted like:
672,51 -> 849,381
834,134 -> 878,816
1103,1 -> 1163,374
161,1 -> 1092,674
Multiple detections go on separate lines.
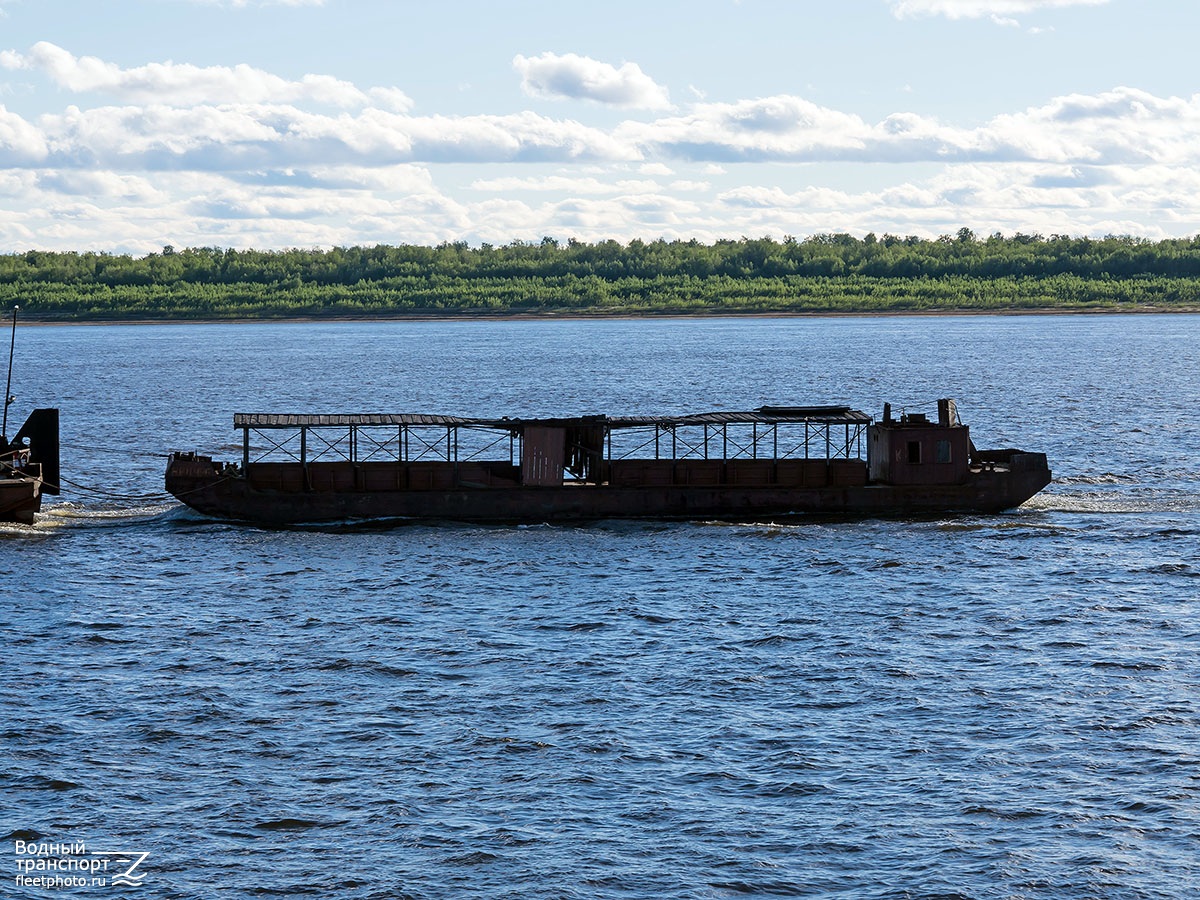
1023,489 -> 1200,516
28,500 -> 181,530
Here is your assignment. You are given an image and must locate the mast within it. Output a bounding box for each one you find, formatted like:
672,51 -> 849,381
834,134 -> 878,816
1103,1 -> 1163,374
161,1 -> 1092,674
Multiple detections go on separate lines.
2,305 -> 16,439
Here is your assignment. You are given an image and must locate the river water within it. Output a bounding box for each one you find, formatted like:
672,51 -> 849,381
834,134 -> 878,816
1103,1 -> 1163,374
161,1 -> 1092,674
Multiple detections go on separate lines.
3,314 -> 1198,899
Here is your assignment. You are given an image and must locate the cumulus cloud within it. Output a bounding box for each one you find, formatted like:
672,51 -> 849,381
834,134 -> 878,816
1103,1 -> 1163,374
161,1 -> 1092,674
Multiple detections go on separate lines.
975,87 -> 1200,165
470,175 -> 661,195
514,52 -> 671,110
4,42 -> 1200,250
621,95 -> 875,162
37,170 -> 161,201
702,161 -> 1198,241
622,95 -> 971,163
620,87 -> 1200,168
0,105 -> 49,163
889,0 -> 1109,20
15,102 -> 636,172
28,46 -> 1198,177
1,42 -> 406,109
229,164 -> 436,193
400,111 -> 637,163
4,156 -> 1196,253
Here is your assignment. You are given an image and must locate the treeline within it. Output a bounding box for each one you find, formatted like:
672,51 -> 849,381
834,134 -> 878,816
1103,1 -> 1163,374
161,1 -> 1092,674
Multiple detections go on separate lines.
4,231 -> 1200,320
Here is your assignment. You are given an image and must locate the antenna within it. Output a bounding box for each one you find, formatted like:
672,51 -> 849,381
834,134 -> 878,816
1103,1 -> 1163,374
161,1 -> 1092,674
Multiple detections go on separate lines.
2,305 -> 16,439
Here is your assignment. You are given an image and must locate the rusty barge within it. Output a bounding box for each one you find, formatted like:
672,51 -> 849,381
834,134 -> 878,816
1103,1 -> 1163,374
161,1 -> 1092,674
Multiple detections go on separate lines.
0,409 -> 59,524
1,306 -> 59,525
165,399 -> 1051,525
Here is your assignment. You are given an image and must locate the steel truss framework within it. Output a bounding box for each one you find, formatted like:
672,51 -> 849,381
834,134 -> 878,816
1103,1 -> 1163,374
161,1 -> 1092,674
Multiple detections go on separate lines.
232,409 -> 870,470
606,421 -> 865,463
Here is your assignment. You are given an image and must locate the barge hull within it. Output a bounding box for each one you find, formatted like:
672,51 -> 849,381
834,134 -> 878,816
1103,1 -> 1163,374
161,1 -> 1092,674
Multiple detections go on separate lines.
0,475 -> 41,524
167,460 -> 1051,526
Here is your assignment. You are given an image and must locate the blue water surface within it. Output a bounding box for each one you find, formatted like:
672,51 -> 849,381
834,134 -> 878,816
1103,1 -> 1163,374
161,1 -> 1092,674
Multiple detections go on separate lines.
3,314 -> 1199,899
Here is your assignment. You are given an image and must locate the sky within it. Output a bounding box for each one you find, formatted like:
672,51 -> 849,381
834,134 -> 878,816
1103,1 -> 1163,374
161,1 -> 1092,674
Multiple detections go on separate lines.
1,0 -> 1198,253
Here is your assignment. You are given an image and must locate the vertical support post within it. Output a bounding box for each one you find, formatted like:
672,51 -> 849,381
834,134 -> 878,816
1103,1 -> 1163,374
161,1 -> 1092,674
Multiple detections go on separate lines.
300,425 -> 309,491
243,427 -> 250,470
723,424 -> 728,460
753,423 -> 758,459
2,305 -> 16,439
804,422 -> 809,459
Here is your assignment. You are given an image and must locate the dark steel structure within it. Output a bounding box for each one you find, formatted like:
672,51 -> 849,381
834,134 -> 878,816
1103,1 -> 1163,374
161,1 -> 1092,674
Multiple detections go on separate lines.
1,305 -> 59,524
0,409 -> 59,524
166,400 -> 1051,525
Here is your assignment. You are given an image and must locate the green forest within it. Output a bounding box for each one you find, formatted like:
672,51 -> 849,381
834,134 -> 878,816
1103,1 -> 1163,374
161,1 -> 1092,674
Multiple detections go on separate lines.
4,230 -> 1200,321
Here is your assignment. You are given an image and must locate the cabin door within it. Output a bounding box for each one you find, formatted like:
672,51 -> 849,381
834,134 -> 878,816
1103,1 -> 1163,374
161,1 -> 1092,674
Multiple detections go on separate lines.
521,427 -> 566,486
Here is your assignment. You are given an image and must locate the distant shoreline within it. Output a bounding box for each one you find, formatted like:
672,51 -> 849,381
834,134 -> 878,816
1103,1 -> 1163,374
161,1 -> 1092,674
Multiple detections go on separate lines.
9,237 -> 1200,325
17,305 -> 1200,326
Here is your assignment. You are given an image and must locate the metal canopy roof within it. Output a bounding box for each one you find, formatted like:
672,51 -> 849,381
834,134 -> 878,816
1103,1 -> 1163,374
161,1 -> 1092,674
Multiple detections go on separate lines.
609,407 -> 871,428
233,406 -> 872,431
234,413 -> 482,428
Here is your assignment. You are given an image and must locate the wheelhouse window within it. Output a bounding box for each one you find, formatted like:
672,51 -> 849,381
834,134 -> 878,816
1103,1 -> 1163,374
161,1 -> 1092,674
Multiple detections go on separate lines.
935,439 -> 952,464
907,440 -> 922,464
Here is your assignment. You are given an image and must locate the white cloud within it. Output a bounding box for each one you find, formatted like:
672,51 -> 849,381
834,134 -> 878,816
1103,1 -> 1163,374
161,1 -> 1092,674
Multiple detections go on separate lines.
230,164 -> 436,193
513,52 -> 671,110
639,162 -> 674,176
889,0 -> 1108,20
367,87 -> 415,114
470,175 -> 660,195
620,87 -> 1200,168
622,95 -> 876,162
0,105 -> 49,163
404,111 -> 638,163
1,42 -> 407,110
3,156 -> 1196,253
28,46 -> 1198,176
975,87 -> 1200,165
18,81 -> 1200,177
16,102 -> 636,171
37,170 -> 161,201
0,168 -> 36,197
703,161 -> 1198,241
4,42 -> 1200,251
